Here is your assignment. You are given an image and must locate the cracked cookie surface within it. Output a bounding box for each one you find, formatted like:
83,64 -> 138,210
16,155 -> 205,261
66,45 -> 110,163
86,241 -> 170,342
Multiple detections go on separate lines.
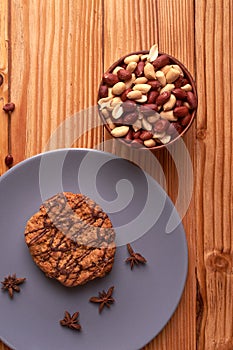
24,192 -> 116,287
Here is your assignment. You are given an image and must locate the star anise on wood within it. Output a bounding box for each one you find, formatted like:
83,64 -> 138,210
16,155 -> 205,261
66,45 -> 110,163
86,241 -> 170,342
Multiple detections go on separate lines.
60,311 -> 81,331
89,286 -> 115,313
125,243 -> 147,269
1,274 -> 26,298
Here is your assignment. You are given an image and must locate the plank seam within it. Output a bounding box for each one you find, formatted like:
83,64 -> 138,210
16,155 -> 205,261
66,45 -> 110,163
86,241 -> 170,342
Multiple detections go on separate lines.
7,0 -> 11,155
102,0 -> 105,148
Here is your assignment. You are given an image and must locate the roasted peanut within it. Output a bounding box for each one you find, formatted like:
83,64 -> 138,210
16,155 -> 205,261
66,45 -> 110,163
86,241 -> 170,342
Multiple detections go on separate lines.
133,130 -> 141,139
186,91 -> 197,109
105,118 -> 115,130
165,67 -> 180,84
155,70 -> 166,87
122,100 -> 137,112
127,90 -> 142,100
160,84 -> 175,94
140,54 -> 149,61
123,112 -> 138,125
152,131 -> 166,139
98,96 -> 112,110
132,119 -> 142,131
124,54 -> 140,64
153,119 -> 169,132
163,94 -> 176,111
124,129 -> 134,142
147,80 -> 161,90
175,99 -> 183,107
173,106 -> 189,118
140,130 -> 153,140
111,125 -> 129,137
147,44 -> 158,62
135,95 -> 147,103
147,113 -> 160,123
112,82 -> 126,95
112,66 -> 124,75
126,61 -> 137,72
144,139 -> 156,147
181,113 -> 192,126
99,85 -> 108,98
160,110 -> 178,121
160,134 -> 171,144
131,139 -> 144,147
142,118 -> 153,131
183,101 -> 192,109
103,73 -> 119,87
125,73 -> 136,89
112,104 -> 123,119
108,87 -> 114,98
134,77 -> 148,84
172,88 -> 187,100
117,69 -> 132,81
171,64 -> 184,76
181,84 -> 192,91
156,91 -> 171,106
140,104 -> 157,116
152,54 -> 170,70
174,76 -> 189,88
120,88 -> 132,102
147,90 -> 159,104
135,61 -> 145,77
110,97 -> 122,107
161,65 -> 171,75
144,62 -> 156,80
133,84 -> 151,93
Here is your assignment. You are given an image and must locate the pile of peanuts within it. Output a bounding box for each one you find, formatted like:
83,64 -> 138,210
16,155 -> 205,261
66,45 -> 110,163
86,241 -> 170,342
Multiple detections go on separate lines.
98,45 -> 197,148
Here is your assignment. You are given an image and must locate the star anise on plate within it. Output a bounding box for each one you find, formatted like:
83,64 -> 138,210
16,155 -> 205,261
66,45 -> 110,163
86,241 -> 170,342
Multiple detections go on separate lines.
89,286 -> 115,313
1,274 -> 26,298
60,311 -> 81,331
125,243 -> 147,269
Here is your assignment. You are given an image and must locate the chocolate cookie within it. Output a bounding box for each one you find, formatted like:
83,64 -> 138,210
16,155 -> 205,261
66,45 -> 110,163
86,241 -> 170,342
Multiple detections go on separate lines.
24,192 -> 116,287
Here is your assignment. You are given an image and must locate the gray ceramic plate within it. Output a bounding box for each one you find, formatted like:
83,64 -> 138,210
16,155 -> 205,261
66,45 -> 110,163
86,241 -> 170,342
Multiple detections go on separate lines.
0,149 -> 188,350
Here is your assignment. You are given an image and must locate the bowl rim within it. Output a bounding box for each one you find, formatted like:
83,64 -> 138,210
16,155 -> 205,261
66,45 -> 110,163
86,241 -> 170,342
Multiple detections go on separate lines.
98,50 -> 198,150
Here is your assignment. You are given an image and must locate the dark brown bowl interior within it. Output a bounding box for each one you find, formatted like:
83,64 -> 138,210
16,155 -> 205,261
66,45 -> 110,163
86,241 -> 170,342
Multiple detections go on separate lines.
98,50 -> 197,150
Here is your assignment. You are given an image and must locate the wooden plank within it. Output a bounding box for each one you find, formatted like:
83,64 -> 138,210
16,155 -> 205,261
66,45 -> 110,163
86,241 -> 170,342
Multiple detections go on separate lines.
195,0 -> 233,349
10,0 -> 103,165
103,0 -> 158,66
103,1 -> 196,349
0,0 -> 9,175
149,1 -> 196,349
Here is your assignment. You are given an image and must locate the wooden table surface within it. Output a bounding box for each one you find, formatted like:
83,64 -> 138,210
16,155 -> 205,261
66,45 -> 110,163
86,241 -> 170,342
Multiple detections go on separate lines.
0,1 -> 232,349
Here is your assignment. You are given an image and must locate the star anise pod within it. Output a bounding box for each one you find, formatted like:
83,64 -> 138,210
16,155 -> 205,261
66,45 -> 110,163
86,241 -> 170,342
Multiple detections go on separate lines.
60,311 -> 81,331
1,274 -> 26,298
89,286 -> 115,313
125,243 -> 147,269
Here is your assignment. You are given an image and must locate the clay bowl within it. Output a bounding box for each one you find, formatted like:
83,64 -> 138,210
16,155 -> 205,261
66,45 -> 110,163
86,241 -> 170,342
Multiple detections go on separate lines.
97,50 -> 198,150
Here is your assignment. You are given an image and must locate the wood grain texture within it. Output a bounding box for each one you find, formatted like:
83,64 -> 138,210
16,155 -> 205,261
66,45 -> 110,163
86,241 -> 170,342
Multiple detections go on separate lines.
103,1 -> 196,350
0,0 -> 9,175
0,0 -> 233,349
10,0 -> 103,164
195,0 -> 233,349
